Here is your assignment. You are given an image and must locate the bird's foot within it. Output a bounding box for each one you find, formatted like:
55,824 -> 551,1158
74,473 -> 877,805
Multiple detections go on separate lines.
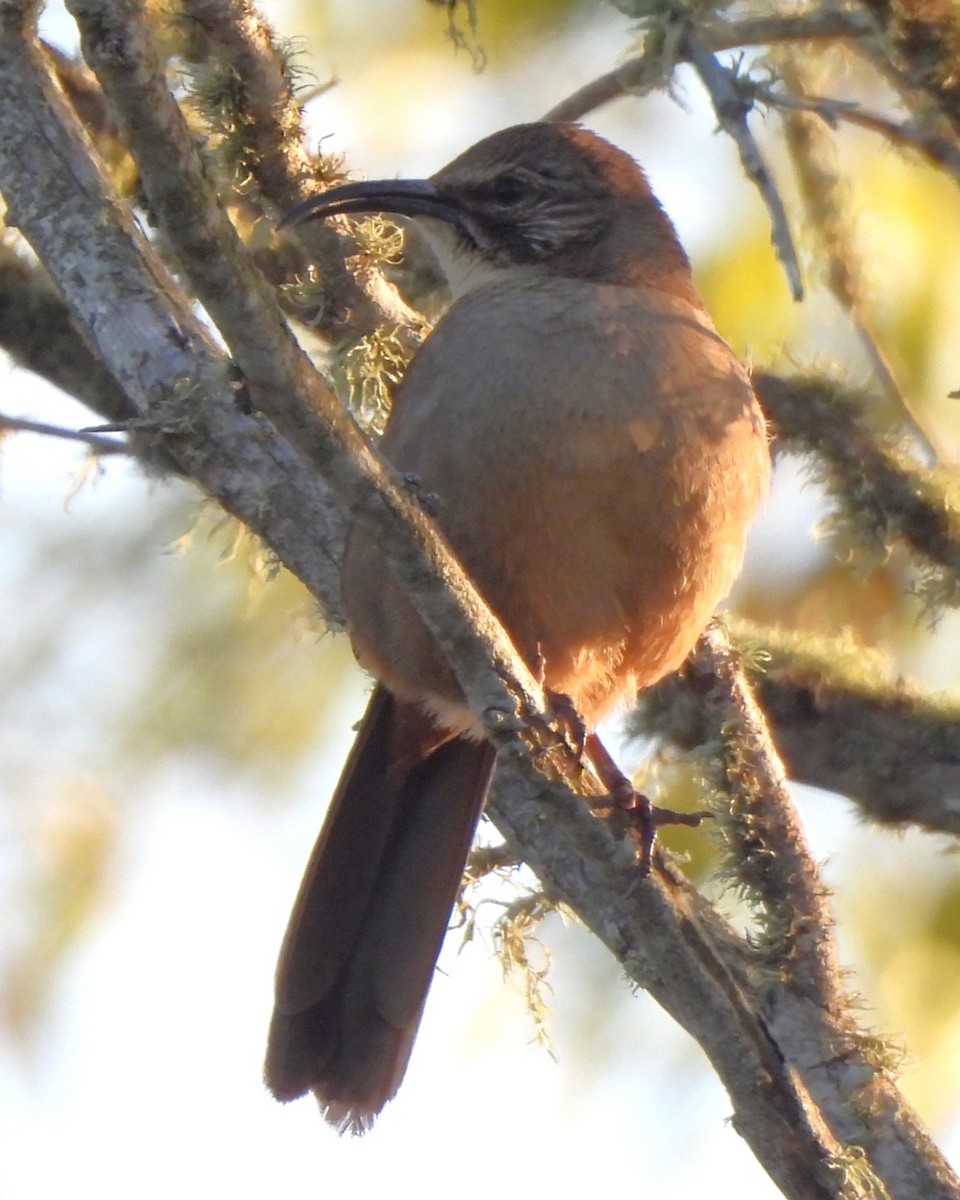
584,732 -> 712,875
542,700 -> 711,874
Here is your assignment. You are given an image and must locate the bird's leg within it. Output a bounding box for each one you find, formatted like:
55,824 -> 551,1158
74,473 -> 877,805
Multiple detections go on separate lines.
584,732 -> 712,875
545,692 -> 711,872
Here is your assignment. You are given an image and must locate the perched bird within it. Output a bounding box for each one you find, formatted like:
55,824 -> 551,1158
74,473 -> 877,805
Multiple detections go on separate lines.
265,122 -> 770,1132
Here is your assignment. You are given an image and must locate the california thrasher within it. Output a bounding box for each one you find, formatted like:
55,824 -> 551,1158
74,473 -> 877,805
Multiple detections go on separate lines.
265,122 -> 771,1132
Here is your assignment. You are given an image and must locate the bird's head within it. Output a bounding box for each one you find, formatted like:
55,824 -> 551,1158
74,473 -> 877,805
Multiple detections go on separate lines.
281,122 -> 691,295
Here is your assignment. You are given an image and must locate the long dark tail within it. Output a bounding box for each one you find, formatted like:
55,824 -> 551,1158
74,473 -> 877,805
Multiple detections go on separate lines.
264,685 -> 496,1133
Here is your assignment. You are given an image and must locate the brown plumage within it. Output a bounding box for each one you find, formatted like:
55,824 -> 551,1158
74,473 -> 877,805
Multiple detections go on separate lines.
266,122 -> 770,1132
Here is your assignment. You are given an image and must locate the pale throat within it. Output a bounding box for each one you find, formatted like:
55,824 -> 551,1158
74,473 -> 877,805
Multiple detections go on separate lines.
414,216 -> 519,300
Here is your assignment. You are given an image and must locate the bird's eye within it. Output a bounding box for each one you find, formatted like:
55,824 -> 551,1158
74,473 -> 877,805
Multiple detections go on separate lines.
485,173 -> 527,207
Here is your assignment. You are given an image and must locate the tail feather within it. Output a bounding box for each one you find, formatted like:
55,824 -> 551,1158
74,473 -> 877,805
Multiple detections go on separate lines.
264,686 -> 495,1130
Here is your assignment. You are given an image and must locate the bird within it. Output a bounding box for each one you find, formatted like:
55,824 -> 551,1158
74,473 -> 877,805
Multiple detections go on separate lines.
265,121 -> 771,1133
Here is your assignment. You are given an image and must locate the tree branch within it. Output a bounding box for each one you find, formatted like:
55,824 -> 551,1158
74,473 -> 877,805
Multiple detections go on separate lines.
639,618 -> 960,839
685,626 -> 844,1006
754,371 -> 960,608
1,0 -> 549,744
174,0 -> 421,342
856,0 -> 960,137
486,754 -> 849,1200
177,0 -> 323,202
0,0 -> 346,614
492,622 -> 960,1198
0,243 -> 134,422
68,0 -> 348,471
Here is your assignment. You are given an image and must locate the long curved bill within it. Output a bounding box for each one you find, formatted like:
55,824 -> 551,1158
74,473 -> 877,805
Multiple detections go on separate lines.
278,178 -> 468,234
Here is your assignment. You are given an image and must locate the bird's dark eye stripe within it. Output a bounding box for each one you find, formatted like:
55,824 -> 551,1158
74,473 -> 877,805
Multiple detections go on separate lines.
478,174 -> 530,205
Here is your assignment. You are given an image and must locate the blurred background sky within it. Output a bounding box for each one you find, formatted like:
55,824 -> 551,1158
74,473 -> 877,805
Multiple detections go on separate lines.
3,2 -> 960,1197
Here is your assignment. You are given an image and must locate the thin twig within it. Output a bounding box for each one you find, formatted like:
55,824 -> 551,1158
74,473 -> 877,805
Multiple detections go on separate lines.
0,412 -> 128,452
681,30 -> 804,301
705,8 -> 877,51
742,73 -> 960,182
842,106 -> 960,176
545,8 -> 876,122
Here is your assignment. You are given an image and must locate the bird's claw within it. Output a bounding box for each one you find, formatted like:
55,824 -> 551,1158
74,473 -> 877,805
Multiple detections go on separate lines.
598,766 -> 713,876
